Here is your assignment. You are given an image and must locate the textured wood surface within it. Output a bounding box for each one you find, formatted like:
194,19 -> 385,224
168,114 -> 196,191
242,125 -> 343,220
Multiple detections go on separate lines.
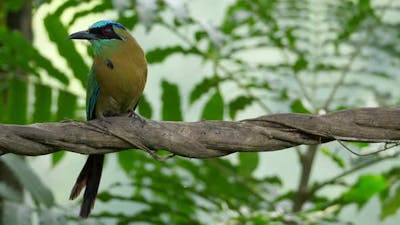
0,108 -> 399,158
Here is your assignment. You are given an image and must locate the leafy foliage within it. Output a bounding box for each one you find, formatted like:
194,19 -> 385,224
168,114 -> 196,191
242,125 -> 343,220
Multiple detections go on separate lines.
201,90 -> 224,120
290,99 -> 311,114
101,153 -> 281,225
1,155 -> 54,207
1,0 -> 400,224
0,155 -> 56,225
190,76 -> 221,105
137,95 -> 153,118
44,13 -> 89,87
228,96 -> 254,119
161,80 -> 183,121
146,46 -> 199,64
342,175 -> 387,207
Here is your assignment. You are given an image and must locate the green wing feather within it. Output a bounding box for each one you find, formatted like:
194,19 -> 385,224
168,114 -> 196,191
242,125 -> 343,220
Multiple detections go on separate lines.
86,69 -> 100,120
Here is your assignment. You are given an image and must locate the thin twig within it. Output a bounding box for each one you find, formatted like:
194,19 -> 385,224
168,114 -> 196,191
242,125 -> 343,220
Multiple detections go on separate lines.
218,64 -> 272,114
309,150 -> 400,195
292,145 -> 318,212
337,140 -> 400,156
322,0 -> 394,110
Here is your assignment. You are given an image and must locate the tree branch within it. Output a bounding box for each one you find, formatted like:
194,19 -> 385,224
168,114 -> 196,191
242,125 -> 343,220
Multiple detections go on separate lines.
0,108 -> 399,158
292,145 -> 318,212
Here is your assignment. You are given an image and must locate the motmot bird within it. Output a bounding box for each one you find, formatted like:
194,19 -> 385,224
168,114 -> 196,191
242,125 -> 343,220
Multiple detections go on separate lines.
68,20 -> 147,218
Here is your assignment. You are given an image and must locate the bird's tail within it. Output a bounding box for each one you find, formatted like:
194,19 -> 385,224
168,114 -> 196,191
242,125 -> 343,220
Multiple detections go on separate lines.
69,154 -> 104,218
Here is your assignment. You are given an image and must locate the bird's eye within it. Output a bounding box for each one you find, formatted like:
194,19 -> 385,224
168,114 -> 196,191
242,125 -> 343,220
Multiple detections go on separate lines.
101,26 -> 114,37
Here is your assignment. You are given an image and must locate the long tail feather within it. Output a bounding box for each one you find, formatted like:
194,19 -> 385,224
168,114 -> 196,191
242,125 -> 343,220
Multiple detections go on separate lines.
69,154 -> 104,218
69,158 -> 90,200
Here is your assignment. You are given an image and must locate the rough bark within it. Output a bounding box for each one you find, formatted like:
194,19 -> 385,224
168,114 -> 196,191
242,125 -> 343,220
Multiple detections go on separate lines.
0,108 -> 399,158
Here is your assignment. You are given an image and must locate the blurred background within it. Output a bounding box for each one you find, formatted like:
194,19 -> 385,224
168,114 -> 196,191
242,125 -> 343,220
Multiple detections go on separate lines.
1,0 -> 400,224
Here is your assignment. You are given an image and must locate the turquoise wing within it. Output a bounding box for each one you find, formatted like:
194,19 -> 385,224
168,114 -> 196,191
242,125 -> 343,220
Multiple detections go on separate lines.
86,70 -> 100,121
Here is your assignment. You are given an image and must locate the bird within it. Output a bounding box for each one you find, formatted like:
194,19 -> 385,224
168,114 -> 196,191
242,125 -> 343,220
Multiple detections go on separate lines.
68,20 -> 147,218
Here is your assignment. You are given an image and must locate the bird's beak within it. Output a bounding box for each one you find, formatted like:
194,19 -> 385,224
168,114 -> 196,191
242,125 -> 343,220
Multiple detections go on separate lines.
68,30 -> 97,40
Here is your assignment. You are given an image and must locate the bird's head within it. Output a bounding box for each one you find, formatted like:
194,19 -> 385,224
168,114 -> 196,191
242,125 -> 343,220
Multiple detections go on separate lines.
69,20 -> 132,55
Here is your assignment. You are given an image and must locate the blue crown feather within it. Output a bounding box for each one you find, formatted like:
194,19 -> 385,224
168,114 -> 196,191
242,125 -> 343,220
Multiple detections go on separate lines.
90,20 -> 126,30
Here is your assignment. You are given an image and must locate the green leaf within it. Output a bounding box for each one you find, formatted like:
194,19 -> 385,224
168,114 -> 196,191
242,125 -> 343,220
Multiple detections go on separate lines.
52,0 -> 78,16
161,80 -> 182,121
32,84 -> 52,123
51,151 -> 65,167
117,13 -> 139,30
0,28 -> 68,85
146,46 -> 199,64
68,1 -> 113,26
44,15 -> 89,87
293,55 -> 308,73
236,213 -> 270,225
381,185 -> 400,220
0,83 -> 4,123
117,151 -> 137,174
238,153 -> 259,177
0,182 -> 22,202
358,0 -> 372,13
290,99 -> 311,114
337,0 -> 373,41
349,142 -> 370,148
5,78 -> 27,124
56,91 -> 77,120
1,155 -> 54,207
33,54 -> 69,85
228,96 -> 254,119
201,90 -> 224,120
278,88 -> 289,100
321,147 -> 346,169
194,31 -> 207,41
2,201 -> 31,225
190,76 -> 220,105
342,174 -> 387,207
138,95 -> 153,119
4,0 -> 26,11
38,209 -> 67,225
285,27 -> 296,49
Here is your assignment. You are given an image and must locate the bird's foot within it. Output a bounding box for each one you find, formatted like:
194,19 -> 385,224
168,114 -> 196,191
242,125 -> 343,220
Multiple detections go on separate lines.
99,117 -> 113,127
128,112 -> 175,160
67,119 -> 102,134
83,117 -> 113,135
96,117 -> 114,135
129,112 -> 146,124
